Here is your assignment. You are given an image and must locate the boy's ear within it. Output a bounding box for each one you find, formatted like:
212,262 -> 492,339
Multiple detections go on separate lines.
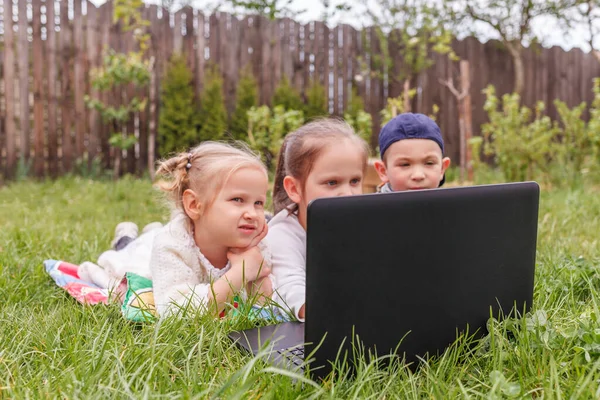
182,189 -> 202,220
441,157 -> 451,174
373,160 -> 389,183
283,176 -> 303,204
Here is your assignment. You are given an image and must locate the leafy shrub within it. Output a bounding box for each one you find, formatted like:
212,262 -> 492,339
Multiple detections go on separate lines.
272,76 -> 303,111
588,78 -> 600,165
247,105 -> 304,170
199,64 -> 227,142
554,100 -> 589,183
158,53 -> 198,155
478,82 -> 600,185
481,85 -> 558,182
345,109 -> 374,153
304,79 -> 328,120
229,65 -> 258,141
380,89 -> 417,126
344,87 -> 374,152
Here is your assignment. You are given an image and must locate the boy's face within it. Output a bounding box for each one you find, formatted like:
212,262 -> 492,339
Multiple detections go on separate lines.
374,139 -> 451,191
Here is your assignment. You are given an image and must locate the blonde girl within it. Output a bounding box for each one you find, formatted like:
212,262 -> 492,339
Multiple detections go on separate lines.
267,119 -> 369,321
151,142 -> 273,317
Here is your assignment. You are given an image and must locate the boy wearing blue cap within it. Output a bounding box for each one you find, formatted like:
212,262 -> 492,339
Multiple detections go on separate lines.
374,113 -> 451,192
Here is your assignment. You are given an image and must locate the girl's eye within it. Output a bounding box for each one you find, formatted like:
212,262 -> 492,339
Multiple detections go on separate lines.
399,163 -> 409,168
326,180 -> 338,186
255,200 -> 264,207
350,178 -> 361,185
231,197 -> 243,203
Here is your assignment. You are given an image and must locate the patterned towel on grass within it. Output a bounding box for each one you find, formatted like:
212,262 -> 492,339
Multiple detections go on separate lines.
44,259 -> 110,305
121,272 -> 158,322
43,260 -> 157,322
44,260 -> 289,323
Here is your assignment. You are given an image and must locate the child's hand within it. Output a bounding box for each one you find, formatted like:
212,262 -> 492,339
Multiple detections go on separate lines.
228,247 -> 270,281
228,222 -> 269,281
232,221 -> 268,254
247,275 -> 273,304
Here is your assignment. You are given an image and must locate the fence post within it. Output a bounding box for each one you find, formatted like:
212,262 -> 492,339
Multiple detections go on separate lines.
3,0 -> 16,178
18,0 -> 30,164
33,0 -> 45,177
439,60 -> 472,182
47,0 -> 59,178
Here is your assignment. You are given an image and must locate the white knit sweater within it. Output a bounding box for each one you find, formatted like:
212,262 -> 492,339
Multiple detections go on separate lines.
266,208 -> 307,321
150,212 -> 272,318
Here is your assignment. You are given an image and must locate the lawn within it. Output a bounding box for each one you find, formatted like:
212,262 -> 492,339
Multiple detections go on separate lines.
1,177 -> 600,398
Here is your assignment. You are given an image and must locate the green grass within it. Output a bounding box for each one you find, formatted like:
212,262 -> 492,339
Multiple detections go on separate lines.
1,177 -> 600,398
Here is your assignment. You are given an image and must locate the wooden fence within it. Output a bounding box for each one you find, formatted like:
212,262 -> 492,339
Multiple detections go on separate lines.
0,0 -> 599,178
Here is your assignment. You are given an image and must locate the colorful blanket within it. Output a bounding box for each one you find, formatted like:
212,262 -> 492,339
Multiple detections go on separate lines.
44,260 -> 110,305
44,259 -> 157,322
44,260 -> 289,323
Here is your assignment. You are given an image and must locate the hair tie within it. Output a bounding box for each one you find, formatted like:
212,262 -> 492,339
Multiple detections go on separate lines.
185,153 -> 193,171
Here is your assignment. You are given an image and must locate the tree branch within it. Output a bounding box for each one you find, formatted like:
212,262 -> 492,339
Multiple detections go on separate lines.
465,3 -> 508,42
585,0 -> 600,62
439,77 -> 470,100
519,0 -> 534,40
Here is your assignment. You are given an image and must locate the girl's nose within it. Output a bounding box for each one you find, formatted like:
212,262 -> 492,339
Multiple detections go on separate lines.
244,206 -> 257,219
338,185 -> 353,197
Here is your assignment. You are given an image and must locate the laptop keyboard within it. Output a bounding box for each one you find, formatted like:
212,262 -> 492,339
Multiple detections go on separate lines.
277,345 -> 304,366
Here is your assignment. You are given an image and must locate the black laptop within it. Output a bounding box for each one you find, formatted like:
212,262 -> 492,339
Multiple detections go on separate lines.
229,182 -> 540,379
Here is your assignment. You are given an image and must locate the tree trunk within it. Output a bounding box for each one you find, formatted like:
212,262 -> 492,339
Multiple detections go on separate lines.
439,61 -> 473,183
460,61 -> 473,182
403,79 -> 411,113
594,50 -> 600,64
507,43 -> 524,96
112,120 -> 121,180
114,151 -> 121,181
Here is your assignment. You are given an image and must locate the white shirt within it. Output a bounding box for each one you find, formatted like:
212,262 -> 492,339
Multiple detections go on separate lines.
150,212 -> 271,318
266,208 -> 306,321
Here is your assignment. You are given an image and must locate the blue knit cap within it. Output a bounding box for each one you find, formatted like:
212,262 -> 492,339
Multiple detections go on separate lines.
378,113 -> 446,187
379,113 -> 444,158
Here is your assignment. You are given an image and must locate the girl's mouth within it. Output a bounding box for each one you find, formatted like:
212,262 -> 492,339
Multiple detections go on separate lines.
238,224 -> 256,234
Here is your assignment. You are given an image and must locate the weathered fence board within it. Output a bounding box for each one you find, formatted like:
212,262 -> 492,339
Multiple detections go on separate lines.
1,1 -> 599,177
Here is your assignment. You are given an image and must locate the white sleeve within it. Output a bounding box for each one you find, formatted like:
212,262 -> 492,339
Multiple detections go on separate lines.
150,233 -> 212,318
257,241 -> 278,300
268,229 -> 306,321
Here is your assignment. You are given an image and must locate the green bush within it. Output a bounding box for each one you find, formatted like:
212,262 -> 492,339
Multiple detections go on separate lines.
345,86 -> 365,120
344,109 -> 373,153
554,100 -> 589,182
303,79 -> 328,120
272,76 -> 303,111
589,78 -> 600,164
380,89 -> 417,126
199,64 -> 228,142
158,53 -> 198,155
552,79 -> 600,184
247,105 -> 304,170
481,85 -> 558,182
344,87 -> 374,153
229,66 -> 258,141
478,81 -> 600,186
